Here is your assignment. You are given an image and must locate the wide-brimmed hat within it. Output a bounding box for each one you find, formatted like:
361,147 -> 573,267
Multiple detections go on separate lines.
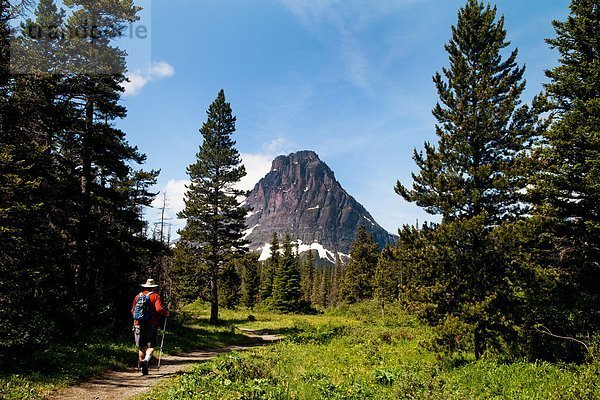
141,278 -> 159,288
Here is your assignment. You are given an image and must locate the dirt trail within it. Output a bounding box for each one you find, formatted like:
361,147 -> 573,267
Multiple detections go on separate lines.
45,330 -> 282,400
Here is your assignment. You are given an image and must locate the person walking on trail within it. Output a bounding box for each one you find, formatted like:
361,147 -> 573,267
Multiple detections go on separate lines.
131,278 -> 169,375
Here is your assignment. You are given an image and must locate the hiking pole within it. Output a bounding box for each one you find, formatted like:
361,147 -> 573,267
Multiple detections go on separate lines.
157,316 -> 168,371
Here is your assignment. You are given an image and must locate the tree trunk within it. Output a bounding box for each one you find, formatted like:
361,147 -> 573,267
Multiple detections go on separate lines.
474,328 -> 482,360
209,261 -> 219,324
78,97 -> 93,298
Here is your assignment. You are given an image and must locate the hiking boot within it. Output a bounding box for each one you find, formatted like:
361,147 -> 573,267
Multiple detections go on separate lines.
141,360 -> 149,375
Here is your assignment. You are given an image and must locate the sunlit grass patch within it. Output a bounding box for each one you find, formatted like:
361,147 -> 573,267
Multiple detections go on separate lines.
142,301 -> 600,400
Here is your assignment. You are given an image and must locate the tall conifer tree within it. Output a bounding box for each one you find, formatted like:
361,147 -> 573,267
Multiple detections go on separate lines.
177,90 -> 248,324
300,249 -> 315,303
395,1 -> 540,358
396,0 -> 538,225
240,253 -> 260,309
338,226 -> 379,304
530,0 -> 600,352
374,245 -> 400,318
1,0 -> 159,347
259,232 -> 280,301
272,234 -> 302,312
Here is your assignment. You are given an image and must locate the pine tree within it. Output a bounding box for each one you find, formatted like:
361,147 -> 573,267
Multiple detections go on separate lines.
240,253 -> 260,309
272,234 -> 302,312
300,249 -> 315,303
1,0 -> 159,347
311,266 -> 325,308
177,90 -> 248,324
395,0 -> 539,225
374,245 -> 400,318
529,0 -> 600,356
55,0 -> 148,306
43,0 -> 161,324
338,226 -> 379,304
259,232 -> 280,301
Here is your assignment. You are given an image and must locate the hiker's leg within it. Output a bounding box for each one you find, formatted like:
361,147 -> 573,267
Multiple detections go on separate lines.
134,325 -> 146,367
138,347 -> 147,363
145,347 -> 155,361
142,326 -> 158,363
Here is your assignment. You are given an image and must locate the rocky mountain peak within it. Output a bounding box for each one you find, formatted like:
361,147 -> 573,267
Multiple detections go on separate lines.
244,151 -> 396,262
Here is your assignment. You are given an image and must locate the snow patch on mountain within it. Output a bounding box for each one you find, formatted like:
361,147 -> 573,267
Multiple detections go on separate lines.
256,239 -> 349,263
243,224 -> 260,240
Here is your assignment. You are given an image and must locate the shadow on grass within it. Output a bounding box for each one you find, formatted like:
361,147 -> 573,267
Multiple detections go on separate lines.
0,334 -> 136,395
163,324 -> 260,355
238,327 -> 301,337
0,314 -> 288,390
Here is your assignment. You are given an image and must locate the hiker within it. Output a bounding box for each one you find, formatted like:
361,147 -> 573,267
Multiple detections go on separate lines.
131,278 -> 169,375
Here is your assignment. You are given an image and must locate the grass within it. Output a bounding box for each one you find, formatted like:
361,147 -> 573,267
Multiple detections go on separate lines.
3,301 -> 598,399
0,302 -> 263,399
0,335 -> 134,400
139,301 -> 600,400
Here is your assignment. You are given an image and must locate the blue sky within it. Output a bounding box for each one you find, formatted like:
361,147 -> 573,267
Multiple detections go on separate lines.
116,0 -> 570,236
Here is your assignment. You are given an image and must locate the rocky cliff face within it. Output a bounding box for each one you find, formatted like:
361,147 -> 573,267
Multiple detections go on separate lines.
244,151 -> 396,262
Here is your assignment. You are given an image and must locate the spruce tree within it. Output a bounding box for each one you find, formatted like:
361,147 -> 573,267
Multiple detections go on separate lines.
0,2 -> 59,348
374,245 -> 400,318
240,253 -> 260,309
530,0 -> 600,355
329,256 -> 344,306
272,234 -> 302,312
311,266 -> 325,308
300,249 -> 315,303
338,226 -> 379,304
177,90 -> 248,323
259,232 -> 280,301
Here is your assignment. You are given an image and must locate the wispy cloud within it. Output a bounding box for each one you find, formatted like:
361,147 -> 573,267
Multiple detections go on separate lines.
277,0 -> 429,98
122,61 -> 175,96
279,0 -> 429,24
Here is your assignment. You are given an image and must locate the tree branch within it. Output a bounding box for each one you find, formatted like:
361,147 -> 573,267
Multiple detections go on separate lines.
535,324 -> 594,360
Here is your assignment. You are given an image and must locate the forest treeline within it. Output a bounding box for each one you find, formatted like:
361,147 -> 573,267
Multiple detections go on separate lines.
0,0 -> 171,360
0,0 -> 598,367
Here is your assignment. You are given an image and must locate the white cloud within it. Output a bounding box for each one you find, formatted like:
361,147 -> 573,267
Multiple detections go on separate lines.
123,73 -> 150,97
148,179 -> 189,238
151,179 -> 189,215
122,60 -> 175,96
149,61 -> 175,79
262,137 -> 292,154
238,153 -> 274,192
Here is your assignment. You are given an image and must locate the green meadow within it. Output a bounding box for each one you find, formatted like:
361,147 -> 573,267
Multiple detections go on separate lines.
139,302 -> 599,400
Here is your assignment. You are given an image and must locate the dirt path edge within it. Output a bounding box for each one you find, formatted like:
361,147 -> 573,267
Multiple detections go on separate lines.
45,330 -> 282,400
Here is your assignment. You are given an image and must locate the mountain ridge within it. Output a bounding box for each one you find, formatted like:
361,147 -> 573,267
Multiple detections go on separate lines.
244,150 -> 397,262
